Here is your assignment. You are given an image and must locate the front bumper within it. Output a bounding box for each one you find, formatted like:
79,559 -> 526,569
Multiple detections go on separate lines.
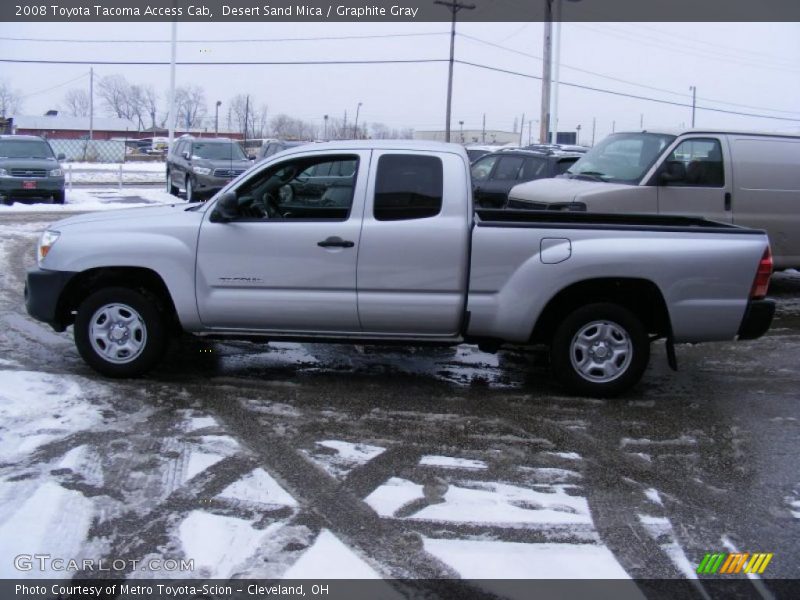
737,299 -> 775,340
194,174 -> 234,193
0,177 -> 65,200
25,267 -> 77,332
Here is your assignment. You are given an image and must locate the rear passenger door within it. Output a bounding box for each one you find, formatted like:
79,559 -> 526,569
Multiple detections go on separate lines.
357,151 -> 470,336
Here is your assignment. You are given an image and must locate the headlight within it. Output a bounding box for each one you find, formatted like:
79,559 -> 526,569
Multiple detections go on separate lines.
38,230 -> 61,263
193,167 -> 212,176
49,168 -> 63,177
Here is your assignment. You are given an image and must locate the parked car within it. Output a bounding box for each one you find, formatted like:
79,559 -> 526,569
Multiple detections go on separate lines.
26,140 -> 774,397
525,143 -> 590,154
255,139 -> 312,162
470,148 -> 582,208
508,129 -> 800,269
464,144 -> 508,162
166,136 -> 253,202
0,135 -> 65,205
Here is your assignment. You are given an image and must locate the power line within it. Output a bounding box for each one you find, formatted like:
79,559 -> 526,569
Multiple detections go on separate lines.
18,71 -> 90,99
454,60 -> 800,123
0,31 -> 449,44
0,58 -> 448,66
458,31 -> 800,117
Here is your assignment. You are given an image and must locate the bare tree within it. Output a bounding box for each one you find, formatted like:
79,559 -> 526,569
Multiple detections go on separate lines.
141,86 -> 159,130
62,88 -> 91,117
369,122 -> 414,140
0,80 -> 22,117
270,114 -> 316,140
97,74 -> 133,119
174,85 -> 207,130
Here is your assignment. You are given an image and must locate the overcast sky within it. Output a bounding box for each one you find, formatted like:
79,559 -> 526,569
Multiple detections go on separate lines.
1,19 -> 799,142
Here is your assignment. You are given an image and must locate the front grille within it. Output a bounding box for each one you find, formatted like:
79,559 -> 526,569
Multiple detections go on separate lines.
10,169 -> 47,177
212,168 -> 246,178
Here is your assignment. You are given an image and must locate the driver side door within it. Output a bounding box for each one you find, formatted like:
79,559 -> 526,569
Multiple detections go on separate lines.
195,151 -> 370,333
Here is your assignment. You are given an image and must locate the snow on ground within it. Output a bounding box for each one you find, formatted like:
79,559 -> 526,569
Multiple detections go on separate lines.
365,477 -> 592,525
419,455 -> 488,470
0,370 -> 105,462
303,440 -> 386,479
218,468 -> 298,508
0,187 -> 182,212
65,161 -> 166,172
64,162 -> 165,185
282,530 -> 382,579
178,510 -> 283,579
423,538 -> 632,579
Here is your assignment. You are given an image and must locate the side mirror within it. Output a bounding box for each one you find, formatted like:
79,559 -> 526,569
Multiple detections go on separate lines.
209,191 -> 239,223
56,153 -> 66,160
182,151 -> 191,160
659,160 -> 686,185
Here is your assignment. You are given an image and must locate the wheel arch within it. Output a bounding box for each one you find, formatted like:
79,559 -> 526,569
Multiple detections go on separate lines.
56,267 -> 182,333
530,277 -> 672,344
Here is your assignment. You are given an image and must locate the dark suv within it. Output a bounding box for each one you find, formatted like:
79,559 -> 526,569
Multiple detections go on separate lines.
0,135 -> 65,205
470,148 -> 582,208
166,136 -> 252,202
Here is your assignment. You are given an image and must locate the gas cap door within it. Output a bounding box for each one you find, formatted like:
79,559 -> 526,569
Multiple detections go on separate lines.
540,237 -> 572,264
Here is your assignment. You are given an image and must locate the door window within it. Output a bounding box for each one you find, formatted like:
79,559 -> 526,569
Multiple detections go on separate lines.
493,156 -> 525,181
471,155 -> 499,183
374,154 -> 443,221
520,157 -> 548,180
232,155 -> 358,221
664,138 -> 724,187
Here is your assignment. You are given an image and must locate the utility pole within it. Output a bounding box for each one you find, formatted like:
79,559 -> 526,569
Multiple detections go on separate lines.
591,117 -> 596,146
481,113 -> 486,143
519,112 -> 525,146
353,102 -> 362,139
435,0 -> 475,142
639,113 -> 643,129
689,85 -> 696,127
539,0 -> 553,144
167,20 -> 177,152
528,120 -> 533,145
88,67 -> 94,141
342,110 -> 347,139
243,94 -> 249,144
550,0 -> 562,147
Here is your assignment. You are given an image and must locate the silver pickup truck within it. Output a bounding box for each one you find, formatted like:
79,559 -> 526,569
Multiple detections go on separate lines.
25,141 -> 775,397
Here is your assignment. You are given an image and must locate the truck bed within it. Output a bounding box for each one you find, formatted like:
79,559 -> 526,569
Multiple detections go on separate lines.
475,209 -> 765,235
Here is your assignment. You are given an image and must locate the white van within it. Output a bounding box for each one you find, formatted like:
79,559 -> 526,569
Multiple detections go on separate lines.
508,130 -> 800,269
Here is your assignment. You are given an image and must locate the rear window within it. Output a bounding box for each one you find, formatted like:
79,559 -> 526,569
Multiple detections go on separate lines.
374,154 -> 443,221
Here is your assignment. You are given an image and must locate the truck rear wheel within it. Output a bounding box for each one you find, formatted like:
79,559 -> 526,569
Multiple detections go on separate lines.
551,303 -> 649,398
74,287 -> 167,378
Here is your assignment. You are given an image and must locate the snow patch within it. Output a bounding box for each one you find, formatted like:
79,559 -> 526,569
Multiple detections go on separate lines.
219,468 -> 298,508
419,455 -> 488,470
282,530 -> 382,579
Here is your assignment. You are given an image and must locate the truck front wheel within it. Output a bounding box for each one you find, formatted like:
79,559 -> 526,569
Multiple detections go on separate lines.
551,303 -> 649,398
74,287 -> 168,378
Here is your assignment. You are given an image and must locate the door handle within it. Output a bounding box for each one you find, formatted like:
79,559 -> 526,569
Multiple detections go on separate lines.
317,236 -> 354,248
724,192 -> 732,211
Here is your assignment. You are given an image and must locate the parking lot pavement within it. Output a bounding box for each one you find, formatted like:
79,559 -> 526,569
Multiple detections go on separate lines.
0,212 -> 798,591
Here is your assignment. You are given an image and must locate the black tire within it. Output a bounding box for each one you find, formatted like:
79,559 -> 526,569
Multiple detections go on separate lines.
550,303 -> 649,398
52,190 -> 65,204
185,176 -> 195,202
74,287 -> 168,378
167,170 -> 179,196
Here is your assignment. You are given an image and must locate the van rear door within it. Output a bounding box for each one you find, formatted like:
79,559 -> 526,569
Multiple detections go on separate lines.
728,135 -> 800,269
654,135 -> 733,223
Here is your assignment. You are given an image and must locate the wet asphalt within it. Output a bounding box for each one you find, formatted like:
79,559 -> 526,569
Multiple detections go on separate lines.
0,210 -> 798,596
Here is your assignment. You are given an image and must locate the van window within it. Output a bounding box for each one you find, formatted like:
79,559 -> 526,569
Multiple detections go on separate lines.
666,138 -> 724,187
567,132 -> 675,184
374,154 -> 443,221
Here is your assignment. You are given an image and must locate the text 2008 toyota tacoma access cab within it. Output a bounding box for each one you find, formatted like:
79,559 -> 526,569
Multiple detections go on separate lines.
25,141 -> 775,397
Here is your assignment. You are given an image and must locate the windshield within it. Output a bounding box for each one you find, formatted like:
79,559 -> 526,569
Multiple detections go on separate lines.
0,140 -> 55,159
567,133 -> 676,184
192,142 -> 246,160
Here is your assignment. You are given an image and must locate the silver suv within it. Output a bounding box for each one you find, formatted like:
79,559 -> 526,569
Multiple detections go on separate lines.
0,135 -> 65,205
166,136 -> 252,202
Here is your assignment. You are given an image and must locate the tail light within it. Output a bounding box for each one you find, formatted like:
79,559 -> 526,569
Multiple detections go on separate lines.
750,247 -> 773,300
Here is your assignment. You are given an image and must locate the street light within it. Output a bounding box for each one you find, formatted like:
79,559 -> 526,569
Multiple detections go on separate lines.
353,102 -> 362,139
323,114 -> 329,140
214,100 -> 221,137
459,120 -> 464,143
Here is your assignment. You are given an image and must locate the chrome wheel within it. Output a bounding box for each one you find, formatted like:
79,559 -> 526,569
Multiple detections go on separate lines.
88,303 -> 147,364
569,320 -> 632,383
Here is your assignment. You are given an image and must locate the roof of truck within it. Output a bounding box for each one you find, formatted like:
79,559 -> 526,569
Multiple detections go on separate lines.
279,139 -> 468,154
617,128 -> 800,139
